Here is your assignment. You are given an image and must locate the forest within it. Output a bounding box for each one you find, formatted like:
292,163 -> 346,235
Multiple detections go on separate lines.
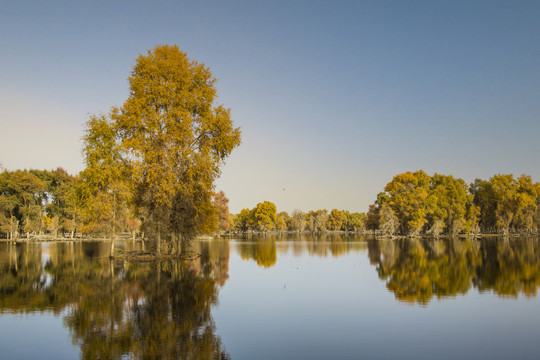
1,168 -> 539,240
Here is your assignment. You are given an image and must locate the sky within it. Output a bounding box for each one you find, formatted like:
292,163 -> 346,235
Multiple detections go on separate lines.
1,1 -> 539,213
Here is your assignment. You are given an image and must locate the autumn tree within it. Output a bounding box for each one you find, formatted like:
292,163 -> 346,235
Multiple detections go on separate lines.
45,168 -> 77,237
81,114 -> 130,251
470,178 -> 497,232
0,170 -> 47,239
277,211 -> 292,231
379,204 -> 399,236
291,209 -> 306,232
327,209 -> 344,231
306,210 -> 328,232
384,170 -> 431,236
232,208 -> 254,232
109,45 -> 241,254
365,204 -> 380,232
425,174 -> 470,236
214,191 -> 231,232
0,171 -> 22,239
342,211 -> 365,232
253,201 -> 277,232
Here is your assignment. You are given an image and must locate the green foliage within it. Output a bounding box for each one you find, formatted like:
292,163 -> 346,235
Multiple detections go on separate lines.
342,211 -> 365,231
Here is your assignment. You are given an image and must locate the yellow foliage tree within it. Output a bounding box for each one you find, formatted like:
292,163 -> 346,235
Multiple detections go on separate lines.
111,45 -> 241,254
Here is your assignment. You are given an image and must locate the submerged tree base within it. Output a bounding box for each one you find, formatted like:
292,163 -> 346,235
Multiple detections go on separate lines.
110,249 -> 201,262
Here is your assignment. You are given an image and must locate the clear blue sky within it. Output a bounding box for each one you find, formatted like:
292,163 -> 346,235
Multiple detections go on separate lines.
1,1 -> 539,213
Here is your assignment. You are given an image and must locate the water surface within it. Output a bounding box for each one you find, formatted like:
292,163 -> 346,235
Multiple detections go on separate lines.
1,235 -> 539,359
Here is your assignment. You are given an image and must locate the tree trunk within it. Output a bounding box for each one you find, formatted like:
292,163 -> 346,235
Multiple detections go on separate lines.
156,230 -> 161,256
110,237 -> 115,257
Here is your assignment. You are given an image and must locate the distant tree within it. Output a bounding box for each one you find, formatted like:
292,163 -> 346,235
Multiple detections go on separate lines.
384,170 -> 431,236
342,211 -> 364,231
365,204 -> 380,232
327,209 -> 344,231
306,210 -> 328,232
232,208 -> 254,233
470,178 -> 497,232
513,175 -> 539,233
379,204 -> 399,236
253,201 -> 277,232
214,191 -> 231,232
277,211 -> 293,231
275,216 -> 287,232
291,209 -> 306,232
425,174 -> 470,236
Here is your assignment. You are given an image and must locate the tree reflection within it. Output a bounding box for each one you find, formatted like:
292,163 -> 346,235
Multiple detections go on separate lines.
235,233 -> 369,267
368,237 -> 540,304
0,241 -> 230,359
238,238 -> 277,267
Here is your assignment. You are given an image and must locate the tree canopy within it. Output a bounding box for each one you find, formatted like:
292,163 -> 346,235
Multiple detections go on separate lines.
87,44 -> 241,254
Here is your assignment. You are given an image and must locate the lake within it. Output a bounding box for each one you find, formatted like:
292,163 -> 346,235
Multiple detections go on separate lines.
1,234 -> 539,359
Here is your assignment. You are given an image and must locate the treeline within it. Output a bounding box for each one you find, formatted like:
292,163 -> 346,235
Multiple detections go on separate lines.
365,170 -> 540,236
0,168 -> 137,240
228,171 -> 539,237
230,201 -> 366,233
0,167 -> 231,240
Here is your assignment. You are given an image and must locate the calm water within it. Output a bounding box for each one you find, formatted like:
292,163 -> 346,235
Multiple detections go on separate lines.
1,235 -> 540,359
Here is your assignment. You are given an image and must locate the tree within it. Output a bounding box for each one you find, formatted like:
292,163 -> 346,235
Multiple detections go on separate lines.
379,205 -> 399,236
111,45 -> 241,254
425,174 -> 470,236
214,191 -> 231,232
291,209 -> 306,232
470,178 -> 497,232
232,208 -> 254,232
81,113 -> 130,251
277,211 -> 292,231
253,201 -> 277,232
306,210 -> 328,232
513,175 -> 539,233
365,204 -> 380,232
490,174 -> 518,235
0,170 -> 47,239
342,211 -> 365,231
384,170 -> 431,236
327,209 -> 344,231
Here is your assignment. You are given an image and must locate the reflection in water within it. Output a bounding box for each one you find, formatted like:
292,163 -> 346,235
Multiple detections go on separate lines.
234,233 -> 369,267
0,240 -> 230,359
368,237 -> 540,304
232,234 -> 540,305
2,236 -> 540,358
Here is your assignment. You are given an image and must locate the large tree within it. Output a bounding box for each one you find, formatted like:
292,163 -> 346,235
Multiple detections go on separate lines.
112,45 -> 241,254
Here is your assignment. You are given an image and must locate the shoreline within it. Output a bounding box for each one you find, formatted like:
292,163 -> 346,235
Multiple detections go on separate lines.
3,231 -> 538,244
